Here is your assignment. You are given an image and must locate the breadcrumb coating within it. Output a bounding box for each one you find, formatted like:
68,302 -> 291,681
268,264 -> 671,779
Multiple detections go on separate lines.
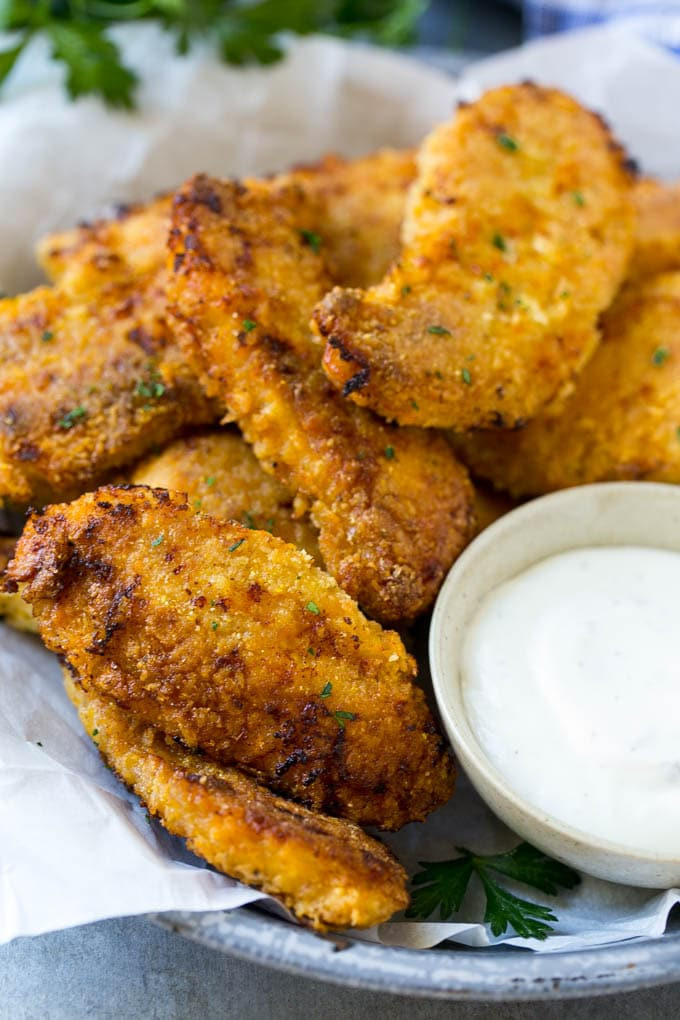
9,486 -> 456,829
315,84 -> 635,429
65,671 -> 409,931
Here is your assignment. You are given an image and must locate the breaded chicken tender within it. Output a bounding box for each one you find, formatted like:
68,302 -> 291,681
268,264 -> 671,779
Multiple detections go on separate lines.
454,272 -> 680,495
630,178 -> 680,280
471,484 -> 518,536
315,84 -> 635,429
65,672 -> 409,930
288,149 -> 416,286
167,174 -> 474,623
0,536 -> 37,633
8,486 -> 455,829
0,278 -> 215,507
132,430 -> 321,564
37,195 -> 174,293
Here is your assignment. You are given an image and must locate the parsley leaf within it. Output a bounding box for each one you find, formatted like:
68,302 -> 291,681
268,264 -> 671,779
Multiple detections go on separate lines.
0,2 -> 427,108
406,843 -> 579,940
47,22 -> 137,108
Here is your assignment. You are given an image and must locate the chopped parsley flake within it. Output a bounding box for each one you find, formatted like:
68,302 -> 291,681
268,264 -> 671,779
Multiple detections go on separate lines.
384,445 -> 395,460
334,710 -> 356,729
299,229 -> 322,253
151,534 -> 164,547
243,319 -> 257,332
193,499 -> 202,510
308,647 -> 316,657
461,368 -> 472,385
92,728 -> 99,737
435,370 -> 444,380
410,399 -> 419,410
135,363 -> 165,401
484,272 -> 494,282
492,233 -> 507,252
211,620 -> 219,631
401,285 -> 412,297
428,324 -> 451,335
497,133 -> 518,152
204,476 -> 216,487
652,347 -> 670,366
306,600 -> 320,614
58,405 -> 87,429
42,330 -> 54,342
320,681 -> 332,698
228,538 -> 245,553
572,190 -> 585,207
560,290 -> 571,299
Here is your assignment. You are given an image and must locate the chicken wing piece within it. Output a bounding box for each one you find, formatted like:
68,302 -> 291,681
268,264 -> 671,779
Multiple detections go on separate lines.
65,671 -> 408,930
167,174 -> 474,624
630,178 -> 680,281
132,430 -> 322,565
8,486 -> 456,829
315,84 -> 635,430
453,272 -> 680,495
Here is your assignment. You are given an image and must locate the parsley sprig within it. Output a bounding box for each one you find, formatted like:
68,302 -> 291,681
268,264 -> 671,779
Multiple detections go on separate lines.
406,842 -> 580,940
0,1 -> 427,108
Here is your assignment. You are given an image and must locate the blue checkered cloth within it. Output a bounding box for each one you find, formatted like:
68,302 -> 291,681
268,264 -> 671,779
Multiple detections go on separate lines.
524,0 -> 680,52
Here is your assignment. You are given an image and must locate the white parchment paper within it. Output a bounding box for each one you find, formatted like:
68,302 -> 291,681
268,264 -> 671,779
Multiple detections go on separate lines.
1,22 -> 680,950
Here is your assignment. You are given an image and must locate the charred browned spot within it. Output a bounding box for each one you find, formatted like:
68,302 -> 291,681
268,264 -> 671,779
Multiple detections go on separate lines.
127,327 -> 158,355
191,595 -> 206,608
187,177 -> 223,215
301,768 -> 322,787
214,648 -> 244,673
489,411 -> 506,428
275,748 -> 308,777
85,576 -> 139,655
247,582 -> 264,603
173,253 -> 185,273
343,367 -> 370,397
17,442 -> 40,462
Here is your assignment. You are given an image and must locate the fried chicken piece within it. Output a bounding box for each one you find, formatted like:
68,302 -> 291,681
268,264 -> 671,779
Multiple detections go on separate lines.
288,150 -> 416,287
0,277 -> 215,507
630,178 -> 680,281
65,671 -> 408,930
132,430 -> 321,564
9,486 -> 456,829
167,174 -> 474,623
37,195 -> 174,293
0,536 -> 37,633
453,272 -> 680,495
315,84 -> 635,429
471,483 -> 518,536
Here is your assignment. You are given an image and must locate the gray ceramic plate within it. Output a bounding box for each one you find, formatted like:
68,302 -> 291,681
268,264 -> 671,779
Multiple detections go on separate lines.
151,907 -> 680,1000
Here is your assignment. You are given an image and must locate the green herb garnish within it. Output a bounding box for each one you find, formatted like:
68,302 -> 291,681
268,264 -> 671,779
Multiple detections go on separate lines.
211,620 -> 219,631
242,319 -> 257,332
652,347 -> 670,366
299,229 -> 322,253
0,2 -> 424,109
228,538 -> 245,553
42,330 -> 54,342
461,367 -> 472,385
305,600 -> 320,614
204,475 -> 216,487
572,190 -> 585,207
427,325 -> 451,336
497,133 -> 518,152
333,710 -> 356,729
384,445 -> 395,460
58,405 -> 87,430
401,285 -> 412,297
406,842 -> 580,940
151,534 -> 164,548
320,681 -> 332,698
492,233 -> 507,252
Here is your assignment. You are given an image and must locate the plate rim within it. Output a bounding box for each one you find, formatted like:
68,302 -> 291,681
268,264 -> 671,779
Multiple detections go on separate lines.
150,906 -> 680,1001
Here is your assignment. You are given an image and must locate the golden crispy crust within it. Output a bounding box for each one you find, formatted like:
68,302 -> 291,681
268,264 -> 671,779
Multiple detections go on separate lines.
9,486 -> 455,829
630,178 -> 680,281
471,483 -> 518,535
64,671 -> 409,930
315,84 -> 635,429
132,430 -> 321,565
0,535 -> 37,633
453,272 -> 680,495
167,173 -> 474,623
287,150 -> 416,287
0,280 -> 215,507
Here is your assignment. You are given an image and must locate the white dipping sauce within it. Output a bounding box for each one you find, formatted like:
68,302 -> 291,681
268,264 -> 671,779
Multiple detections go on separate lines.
461,546 -> 680,855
